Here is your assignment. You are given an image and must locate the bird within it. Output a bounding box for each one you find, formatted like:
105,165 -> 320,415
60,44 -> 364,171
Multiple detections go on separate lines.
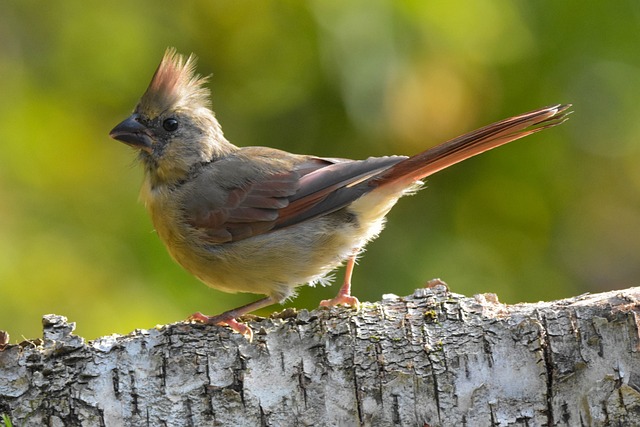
109,48 -> 570,338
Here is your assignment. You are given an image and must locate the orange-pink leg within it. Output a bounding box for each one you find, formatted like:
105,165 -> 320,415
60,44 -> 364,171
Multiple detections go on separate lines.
188,296 -> 277,341
320,253 -> 360,307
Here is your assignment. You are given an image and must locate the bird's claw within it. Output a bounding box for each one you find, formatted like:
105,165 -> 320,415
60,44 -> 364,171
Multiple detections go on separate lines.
187,312 -> 253,341
425,278 -> 448,290
319,294 -> 360,308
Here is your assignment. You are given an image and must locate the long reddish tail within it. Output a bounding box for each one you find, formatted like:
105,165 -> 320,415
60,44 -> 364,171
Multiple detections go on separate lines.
374,104 -> 571,187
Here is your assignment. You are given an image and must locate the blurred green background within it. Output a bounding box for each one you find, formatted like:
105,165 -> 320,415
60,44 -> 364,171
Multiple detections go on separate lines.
1,1 -> 639,340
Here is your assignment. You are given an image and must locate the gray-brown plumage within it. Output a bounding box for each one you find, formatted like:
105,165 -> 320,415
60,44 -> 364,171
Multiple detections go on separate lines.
110,48 -> 570,337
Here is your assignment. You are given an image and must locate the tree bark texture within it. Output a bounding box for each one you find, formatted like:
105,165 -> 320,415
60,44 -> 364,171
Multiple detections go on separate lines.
1,285 -> 640,426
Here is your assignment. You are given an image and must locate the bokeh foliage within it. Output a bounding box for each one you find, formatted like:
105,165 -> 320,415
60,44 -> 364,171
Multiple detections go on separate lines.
1,1 -> 639,340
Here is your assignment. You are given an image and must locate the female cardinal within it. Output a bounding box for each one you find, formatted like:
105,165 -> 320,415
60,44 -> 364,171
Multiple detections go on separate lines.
110,48 -> 570,338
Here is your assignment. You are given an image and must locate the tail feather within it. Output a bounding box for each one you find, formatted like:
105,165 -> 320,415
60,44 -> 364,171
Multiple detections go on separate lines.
373,104 -> 572,188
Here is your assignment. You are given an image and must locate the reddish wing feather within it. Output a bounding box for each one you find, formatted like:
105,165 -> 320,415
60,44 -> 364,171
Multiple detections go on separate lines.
274,156 -> 406,228
189,156 -> 405,243
189,160 -> 331,243
189,170 -> 302,243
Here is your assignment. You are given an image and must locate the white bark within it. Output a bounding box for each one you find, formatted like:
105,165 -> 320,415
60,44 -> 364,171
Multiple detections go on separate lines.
1,285 -> 640,426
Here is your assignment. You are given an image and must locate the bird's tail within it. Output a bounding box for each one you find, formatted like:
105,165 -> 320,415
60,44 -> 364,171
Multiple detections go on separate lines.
373,104 -> 572,188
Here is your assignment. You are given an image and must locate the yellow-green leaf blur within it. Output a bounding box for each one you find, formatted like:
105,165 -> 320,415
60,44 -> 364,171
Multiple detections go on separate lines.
1,1 -> 639,340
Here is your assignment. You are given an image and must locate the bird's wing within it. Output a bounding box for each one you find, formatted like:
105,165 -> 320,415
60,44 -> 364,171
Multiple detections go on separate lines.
186,155 -> 406,243
274,156 -> 406,228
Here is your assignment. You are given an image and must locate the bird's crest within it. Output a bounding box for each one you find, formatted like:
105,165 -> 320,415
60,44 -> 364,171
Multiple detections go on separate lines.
137,48 -> 211,116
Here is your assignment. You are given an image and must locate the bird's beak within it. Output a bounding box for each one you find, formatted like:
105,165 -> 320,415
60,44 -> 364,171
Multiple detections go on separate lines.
109,114 -> 154,152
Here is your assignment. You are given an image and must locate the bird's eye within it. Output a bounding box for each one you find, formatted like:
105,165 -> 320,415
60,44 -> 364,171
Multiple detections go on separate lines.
163,118 -> 179,132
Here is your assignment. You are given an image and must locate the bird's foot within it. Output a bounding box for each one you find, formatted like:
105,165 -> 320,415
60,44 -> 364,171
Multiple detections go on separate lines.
425,278 -> 448,290
319,293 -> 360,308
188,312 -> 253,341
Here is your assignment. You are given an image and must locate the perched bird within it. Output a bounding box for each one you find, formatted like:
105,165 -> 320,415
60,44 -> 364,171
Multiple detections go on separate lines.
110,48 -> 570,337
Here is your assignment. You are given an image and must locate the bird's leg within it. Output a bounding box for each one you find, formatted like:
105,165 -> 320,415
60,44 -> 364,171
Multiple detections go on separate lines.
320,252 -> 360,308
188,296 -> 277,340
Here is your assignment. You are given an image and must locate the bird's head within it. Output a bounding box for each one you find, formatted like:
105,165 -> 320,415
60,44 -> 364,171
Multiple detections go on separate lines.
110,48 -> 235,184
